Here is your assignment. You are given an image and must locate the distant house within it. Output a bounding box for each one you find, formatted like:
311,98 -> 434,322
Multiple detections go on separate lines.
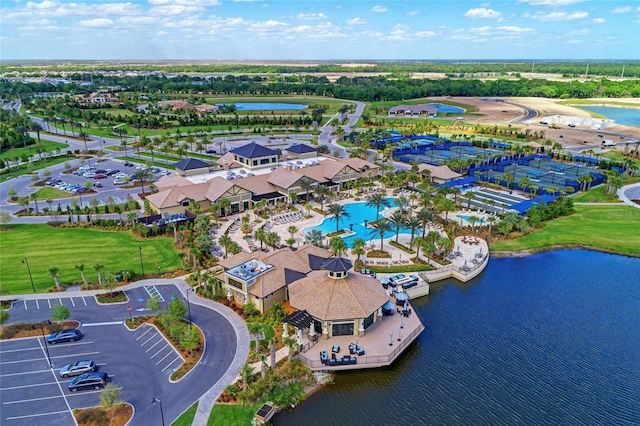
157,100 -> 196,111
388,104 -> 438,116
77,92 -> 120,105
174,158 -> 212,177
195,104 -> 219,115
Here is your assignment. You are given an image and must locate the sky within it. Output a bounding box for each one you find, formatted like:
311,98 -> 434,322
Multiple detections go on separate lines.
1,0 -> 640,61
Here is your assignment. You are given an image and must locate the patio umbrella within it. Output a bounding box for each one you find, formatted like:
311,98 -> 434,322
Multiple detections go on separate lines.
389,331 -> 393,346
400,314 -> 404,329
297,329 -> 303,344
397,326 -> 402,341
310,321 -> 315,336
355,336 -> 359,347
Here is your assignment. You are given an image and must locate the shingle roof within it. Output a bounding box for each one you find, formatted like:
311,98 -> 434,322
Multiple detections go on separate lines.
154,174 -> 192,191
287,144 -> 317,154
417,164 -> 462,181
321,257 -> 353,272
174,158 -> 211,171
267,168 -> 305,189
145,182 -> 210,209
288,270 -> 389,321
230,143 -> 277,159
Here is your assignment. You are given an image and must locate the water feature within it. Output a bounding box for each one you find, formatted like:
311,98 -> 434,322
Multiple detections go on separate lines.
275,250 -> 640,425
303,198 -> 413,247
579,105 -> 640,127
456,214 -> 486,224
215,103 -> 308,111
428,103 -> 465,113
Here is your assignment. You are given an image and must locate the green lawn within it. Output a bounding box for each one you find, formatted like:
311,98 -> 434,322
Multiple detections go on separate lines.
0,224 -> 180,294
569,186 -> 620,203
0,140 -> 69,161
171,401 -> 198,426
208,402 -> 263,426
0,157 -> 70,183
33,187 -> 70,200
490,205 -> 640,257
115,156 -> 176,170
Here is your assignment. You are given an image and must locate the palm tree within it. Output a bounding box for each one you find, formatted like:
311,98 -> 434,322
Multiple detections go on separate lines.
369,218 -> 392,251
253,226 -> 267,251
239,363 -> 254,392
94,264 -> 104,287
283,336 -> 298,362
413,236 -> 425,259
29,193 -> 40,214
247,322 -> 262,351
406,216 -> 421,248
265,232 -> 281,251
366,193 -> 391,221
300,177 -> 314,203
463,191 -> 475,210
218,235 -> 233,258
388,210 -> 406,243
417,208 -> 432,238
48,267 -> 62,289
133,169 -> 151,195
287,225 -> 298,240
329,236 -> 347,257
437,197 -> 456,221
75,264 -> 88,286
351,237 -> 365,261
467,216 -> 480,234
518,176 -> 532,196
326,203 -> 350,234
314,185 -> 330,212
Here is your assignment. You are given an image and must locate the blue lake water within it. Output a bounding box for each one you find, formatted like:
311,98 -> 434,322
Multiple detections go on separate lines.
579,106 -> 640,127
303,198 -> 415,247
215,103 -> 308,111
275,250 -> 640,425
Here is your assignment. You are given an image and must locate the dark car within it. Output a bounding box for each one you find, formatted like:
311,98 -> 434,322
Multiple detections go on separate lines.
68,372 -> 108,392
94,169 -> 107,174
47,329 -> 82,344
59,360 -> 96,378
107,169 -> 120,176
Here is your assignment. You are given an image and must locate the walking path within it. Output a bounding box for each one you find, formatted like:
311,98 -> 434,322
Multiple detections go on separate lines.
0,278 -> 250,426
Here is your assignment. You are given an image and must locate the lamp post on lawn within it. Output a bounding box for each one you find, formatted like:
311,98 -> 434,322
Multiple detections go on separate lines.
22,257 -> 36,293
152,398 -> 165,426
186,288 -> 194,329
33,320 -> 53,367
138,246 -> 145,278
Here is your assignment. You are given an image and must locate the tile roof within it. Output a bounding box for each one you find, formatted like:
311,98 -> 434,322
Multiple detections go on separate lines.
154,174 -> 192,191
145,182 -> 210,209
234,175 -> 278,196
288,270 -> 389,321
230,143 -> 278,159
417,164 -> 462,180
174,158 -> 211,171
267,168 -> 305,189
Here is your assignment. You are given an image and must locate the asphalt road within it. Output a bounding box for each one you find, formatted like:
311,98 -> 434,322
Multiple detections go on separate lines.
1,283 -> 238,426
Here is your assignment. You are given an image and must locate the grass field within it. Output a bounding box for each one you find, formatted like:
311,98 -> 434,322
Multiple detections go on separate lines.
33,187 -> 70,200
569,186 -> 621,203
364,97 -> 478,114
0,224 -> 180,294
207,402 -> 262,426
115,156 -> 176,170
0,157 -> 70,183
171,401 -> 198,426
490,204 -> 640,257
0,140 -> 68,160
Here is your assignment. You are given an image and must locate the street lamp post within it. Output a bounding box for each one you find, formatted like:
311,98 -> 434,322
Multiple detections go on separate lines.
186,288 -> 194,329
22,257 -> 36,293
152,397 -> 165,426
138,246 -> 145,278
33,320 -> 53,367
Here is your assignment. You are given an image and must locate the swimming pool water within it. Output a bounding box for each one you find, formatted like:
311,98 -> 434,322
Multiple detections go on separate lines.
456,214 -> 486,224
215,103 -> 308,111
303,198 -> 413,247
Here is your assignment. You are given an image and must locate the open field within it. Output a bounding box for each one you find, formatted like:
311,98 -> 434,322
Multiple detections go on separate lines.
490,204 -> 640,257
0,224 -> 180,294
0,140 -> 68,160
208,402 -> 262,426
0,157 -> 69,183
33,186 -> 70,199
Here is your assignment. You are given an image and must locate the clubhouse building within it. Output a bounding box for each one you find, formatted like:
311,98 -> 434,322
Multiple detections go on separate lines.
146,143 -> 379,216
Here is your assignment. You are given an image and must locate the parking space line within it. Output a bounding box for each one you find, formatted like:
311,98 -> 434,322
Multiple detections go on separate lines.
82,297 -> 87,307
43,342 -> 74,418
47,299 -> 51,309
146,338 -> 164,352
161,356 -> 181,372
1,352 -> 100,364
66,386 -> 122,397
0,347 -> 41,354
155,350 -> 174,365
35,299 -> 39,309
59,298 -> 63,306
70,298 -> 76,307
83,321 -> 123,327
3,394 -> 63,405
151,344 -> 169,359
1,369 -> 51,377
6,410 -> 70,420
141,334 -> 157,347
1,381 -> 58,391
23,300 -> 27,310
136,327 -> 153,341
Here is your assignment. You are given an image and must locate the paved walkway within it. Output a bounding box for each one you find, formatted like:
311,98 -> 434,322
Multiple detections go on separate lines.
0,278 -> 250,426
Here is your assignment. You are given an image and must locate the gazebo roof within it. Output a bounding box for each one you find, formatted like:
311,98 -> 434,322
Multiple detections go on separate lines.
321,257 -> 352,272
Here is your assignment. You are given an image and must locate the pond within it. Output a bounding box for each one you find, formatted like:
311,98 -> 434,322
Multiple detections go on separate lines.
427,103 -> 465,113
215,103 -> 308,111
274,250 -> 640,425
579,105 -> 640,127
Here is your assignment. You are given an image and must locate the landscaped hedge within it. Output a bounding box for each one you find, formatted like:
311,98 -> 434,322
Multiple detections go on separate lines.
389,240 -> 415,254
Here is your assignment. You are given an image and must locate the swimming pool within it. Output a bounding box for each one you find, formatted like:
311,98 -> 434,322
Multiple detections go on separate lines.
426,103 -> 465,113
216,103 -> 308,111
303,198 -> 413,247
456,214 -> 486,224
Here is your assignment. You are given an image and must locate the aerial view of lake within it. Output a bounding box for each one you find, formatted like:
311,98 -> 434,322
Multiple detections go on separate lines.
275,250 -> 640,425
580,106 -> 640,127
215,103 -> 308,110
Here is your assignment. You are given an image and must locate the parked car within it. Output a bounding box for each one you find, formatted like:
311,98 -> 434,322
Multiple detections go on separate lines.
93,174 -> 107,179
113,178 -> 126,185
59,360 -> 96,378
152,167 -> 161,173
160,170 -> 171,176
106,169 -> 120,176
94,169 -> 107,174
68,372 -> 108,392
124,161 -> 134,167
48,329 -> 82,344
83,172 -> 96,178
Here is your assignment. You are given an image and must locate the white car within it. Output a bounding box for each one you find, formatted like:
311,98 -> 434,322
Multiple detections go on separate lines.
113,178 -> 127,185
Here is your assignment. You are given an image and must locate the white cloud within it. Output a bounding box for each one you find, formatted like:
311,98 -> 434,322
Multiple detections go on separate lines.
148,0 -> 220,5
530,11 -> 588,21
518,0 -> 585,5
465,8 -> 502,19
346,17 -> 367,25
79,18 -> 114,27
612,6 -> 632,14
118,16 -> 160,24
592,18 -> 605,24
296,13 -> 327,20
497,25 -> 535,33
415,30 -> 437,38
25,1 -> 57,10
372,5 -> 387,13
150,5 -> 202,15
407,10 -> 418,16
